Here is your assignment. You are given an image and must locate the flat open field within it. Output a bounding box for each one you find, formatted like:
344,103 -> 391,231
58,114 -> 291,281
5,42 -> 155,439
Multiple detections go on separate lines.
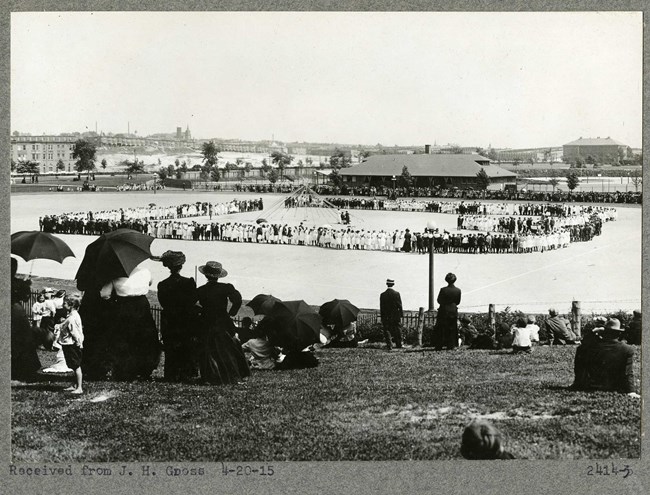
11,190 -> 642,314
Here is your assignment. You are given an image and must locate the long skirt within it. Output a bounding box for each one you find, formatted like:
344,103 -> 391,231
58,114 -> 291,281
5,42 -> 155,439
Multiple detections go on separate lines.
433,311 -> 459,350
109,295 -> 162,381
79,291 -> 113,380
198,318 -> 250,385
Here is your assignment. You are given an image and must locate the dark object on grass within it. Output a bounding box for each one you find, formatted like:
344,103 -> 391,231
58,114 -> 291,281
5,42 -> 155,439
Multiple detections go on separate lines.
11,231 -> 75,263
319,299 -> 360,329
75,228 -> 154,288
267,300 -> 323,351
246,294 -> 281,315
256,218 -> 268,224
461,419 -> 515,460
275,350 -> 319,370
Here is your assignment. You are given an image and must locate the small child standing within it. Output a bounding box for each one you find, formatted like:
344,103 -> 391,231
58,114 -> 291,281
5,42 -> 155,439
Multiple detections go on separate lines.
54,295 -> 84,394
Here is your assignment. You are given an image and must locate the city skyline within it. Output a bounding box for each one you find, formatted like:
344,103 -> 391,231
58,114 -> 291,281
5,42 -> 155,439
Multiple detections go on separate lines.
11,11 -> 642,149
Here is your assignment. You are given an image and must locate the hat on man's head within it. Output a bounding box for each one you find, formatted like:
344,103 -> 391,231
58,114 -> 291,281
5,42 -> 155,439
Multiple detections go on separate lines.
526,315 -> 536,324
160,250 -> 186,269
593,316 -> 607,326
605,318 -> 623,331
386,279 -> 395,286
548,308 -> 558,316
199,261 -> 228,279
461,315 -> 471,324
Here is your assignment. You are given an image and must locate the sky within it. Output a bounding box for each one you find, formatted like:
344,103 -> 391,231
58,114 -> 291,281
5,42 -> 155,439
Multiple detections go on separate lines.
10,11 -> 643,149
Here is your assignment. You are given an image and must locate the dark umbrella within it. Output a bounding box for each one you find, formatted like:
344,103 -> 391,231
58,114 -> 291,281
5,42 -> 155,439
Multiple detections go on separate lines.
75,228 -> 154,289
256,218 -> 268,224
319,299 -> 360,328
268,300 -> 323,351
246,294 -> 281,315
11,231 -> 75,263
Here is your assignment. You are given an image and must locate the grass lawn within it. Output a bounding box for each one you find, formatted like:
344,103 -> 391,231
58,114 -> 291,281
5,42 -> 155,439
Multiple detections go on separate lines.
11,345 -> 640,462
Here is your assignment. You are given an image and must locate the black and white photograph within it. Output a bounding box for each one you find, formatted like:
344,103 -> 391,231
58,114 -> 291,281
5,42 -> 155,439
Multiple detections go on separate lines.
3,5 -> 647,494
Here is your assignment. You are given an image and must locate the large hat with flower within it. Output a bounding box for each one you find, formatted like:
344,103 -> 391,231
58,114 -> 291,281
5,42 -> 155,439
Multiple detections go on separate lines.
198,261 -> 228,279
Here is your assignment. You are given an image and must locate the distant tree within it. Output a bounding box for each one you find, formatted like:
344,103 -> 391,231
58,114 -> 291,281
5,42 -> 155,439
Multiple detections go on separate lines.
261,160 -> 272,175
329,148 -> 351,169
125,159 -> 145,178
167,164 -> 175,177
566,172 -> 580,193
548,177 -> 560,192
202,141 -> 220,169
398,165 -> 413,187
210,167 -> 221,182
487,149 -> 498,161
72,139 -> 97,180
449,145 -> 464,154
236,158 -> 244,168
549,155 -> 555,168
180,160 -> 188,173
319,161 -> 327,169
56,159 -> 66,174
475,147 -> 486,156
158,158 -> 162,167
175,158 -> 181,169
529,156 -> 535,166
359,150 -> 371,161
512,158 -> 521,168
575,156 -> 585,168
271,151 -> 293,177
16,160 -> 40,182
305,156 -> 313,166
475,168 -> 490,189
267,169 -> 279,184
244,162 -> 253,174
329,168 -> 342,187
157,167 -> 168,180
297,159 -> 304,168
100,158 -> 107,170
11,158 -> 16,172
585,155 -> 595,165
262,158 -> 268,168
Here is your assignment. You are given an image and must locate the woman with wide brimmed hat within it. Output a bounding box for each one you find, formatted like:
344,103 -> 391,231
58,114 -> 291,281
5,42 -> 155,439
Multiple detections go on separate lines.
195,261 -> 250,385
156,250 -> 199,382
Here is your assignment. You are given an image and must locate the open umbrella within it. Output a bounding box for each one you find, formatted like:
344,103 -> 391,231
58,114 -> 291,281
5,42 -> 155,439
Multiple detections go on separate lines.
246,294 -> 281,315
256,218 -> 268,224
75,228 -> 154,289
319,299 -> 360,328
11,231 -> 75,264
268,300 -> 323,351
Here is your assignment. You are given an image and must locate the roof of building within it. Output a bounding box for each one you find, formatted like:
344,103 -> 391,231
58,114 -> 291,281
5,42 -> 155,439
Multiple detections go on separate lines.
338,153 -> 516,178
563,137 -> 626,147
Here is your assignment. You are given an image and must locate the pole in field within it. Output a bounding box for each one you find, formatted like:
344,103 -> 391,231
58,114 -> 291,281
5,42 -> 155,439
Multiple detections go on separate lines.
426,220 -> 437,311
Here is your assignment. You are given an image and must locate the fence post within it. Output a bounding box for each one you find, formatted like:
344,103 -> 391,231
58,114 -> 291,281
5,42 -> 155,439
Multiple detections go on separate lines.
571,300 -> 582,338
488,304 -> 496,334
416,307 -> 425,347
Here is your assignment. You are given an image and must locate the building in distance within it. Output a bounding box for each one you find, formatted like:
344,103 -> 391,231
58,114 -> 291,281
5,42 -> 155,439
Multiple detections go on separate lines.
563,137 -> 627,164
338,153 -> 516,189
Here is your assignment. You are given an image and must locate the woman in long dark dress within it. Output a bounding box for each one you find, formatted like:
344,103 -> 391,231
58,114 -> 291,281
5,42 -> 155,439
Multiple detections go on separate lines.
100,264 -> 162,380
157,250 -> 198,381
433,272 -> 461,350
196,261 -> 250,384
11,259 -> 41,381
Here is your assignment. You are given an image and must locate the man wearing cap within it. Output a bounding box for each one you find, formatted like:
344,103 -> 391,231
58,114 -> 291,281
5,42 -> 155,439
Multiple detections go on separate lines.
380,279 -> 403,350
157,250 -> 198,381
571,318 -> 639,397
543,308 -> 579,345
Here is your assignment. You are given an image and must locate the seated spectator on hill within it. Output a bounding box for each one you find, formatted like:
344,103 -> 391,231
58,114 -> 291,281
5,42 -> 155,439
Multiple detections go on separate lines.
495,322 -> 514,349
458,316 -> 479,347
571,318 -> 639,397
581,316 -> 607,346
470,325 -> 495,350
511,318 -> 532,354
525,315 -> 540,343
544,308 -> 579,345
460,419 -> 515,459
324,322 -> 358,348
625,310 -> 641,345
241,326 -> 281,370
236,317 -> 255,344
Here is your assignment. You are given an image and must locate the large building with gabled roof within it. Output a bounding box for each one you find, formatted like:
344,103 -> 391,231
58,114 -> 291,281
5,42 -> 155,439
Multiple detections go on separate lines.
562,137 -> 627,164
338,153 -> 516,189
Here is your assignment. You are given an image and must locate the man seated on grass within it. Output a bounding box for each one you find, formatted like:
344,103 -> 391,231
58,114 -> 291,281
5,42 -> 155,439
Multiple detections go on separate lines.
543,308 -> 579,345
571,318 -> 640,398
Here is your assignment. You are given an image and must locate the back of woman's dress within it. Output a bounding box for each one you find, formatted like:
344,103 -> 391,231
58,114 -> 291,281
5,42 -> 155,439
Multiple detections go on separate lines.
196,281 -> 250,384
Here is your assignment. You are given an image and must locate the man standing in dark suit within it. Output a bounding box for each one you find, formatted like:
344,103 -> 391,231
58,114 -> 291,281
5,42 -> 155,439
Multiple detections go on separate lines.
157,250 -> 199,381
571,318 -> 639,398
380,279 -> 403,350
